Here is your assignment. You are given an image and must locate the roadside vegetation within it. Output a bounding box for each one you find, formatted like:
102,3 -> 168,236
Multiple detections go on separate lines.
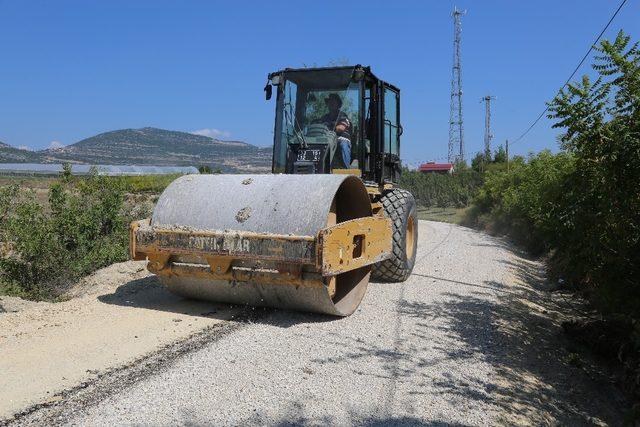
398,150 -> 510,223
115,173 -> 181,193
0,174 -> 128,299
399,167 -> 482,209
0,172 -> 175,300
464,31 -> 639,409
401,32 -> 639,409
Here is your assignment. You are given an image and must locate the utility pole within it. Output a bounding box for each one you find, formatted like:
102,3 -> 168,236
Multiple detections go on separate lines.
506,139 -> 510,172
481,95 -> 495,160
448,6 -> 466,164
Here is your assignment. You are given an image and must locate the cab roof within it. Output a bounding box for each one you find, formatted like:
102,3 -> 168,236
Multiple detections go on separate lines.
268,65 -> 400,93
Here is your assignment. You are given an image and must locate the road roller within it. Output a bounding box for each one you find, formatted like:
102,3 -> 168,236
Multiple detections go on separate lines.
130,65 -> 418,316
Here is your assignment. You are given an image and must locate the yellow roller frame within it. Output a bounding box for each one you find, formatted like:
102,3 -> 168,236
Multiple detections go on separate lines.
130,215 -> 391,286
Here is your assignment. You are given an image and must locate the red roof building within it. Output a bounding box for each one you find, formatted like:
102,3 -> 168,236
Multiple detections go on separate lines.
419,162 -> 455,174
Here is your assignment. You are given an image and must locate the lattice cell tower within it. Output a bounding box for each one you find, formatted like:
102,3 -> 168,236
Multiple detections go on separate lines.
448,6 -> 466,163
481,95 -> 495,159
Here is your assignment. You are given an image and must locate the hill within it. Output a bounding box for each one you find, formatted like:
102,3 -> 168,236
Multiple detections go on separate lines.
35,127 -> 272,172
0,141 -> 42,163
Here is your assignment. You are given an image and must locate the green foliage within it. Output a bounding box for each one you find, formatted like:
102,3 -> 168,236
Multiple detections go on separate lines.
545,30 -> 640,316
61,162 -> 73,182
469,30 -> 640,317
467,150 -> 575,254
493,145 -> 507,164
0,184 -> 19,227
113,174 -> 181,193
466,31 -> 640,400
0,172 -> 185,299
471,145 -> 508,173
470,153 -> 486,172
399,168 -> 482,208
467,32 -> 640,404
0,173 -> 130,299
198,165 -> 212,174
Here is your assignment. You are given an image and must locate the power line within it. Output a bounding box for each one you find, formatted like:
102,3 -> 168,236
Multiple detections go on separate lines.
510,0 -> 628,146
421,0 -> 629,164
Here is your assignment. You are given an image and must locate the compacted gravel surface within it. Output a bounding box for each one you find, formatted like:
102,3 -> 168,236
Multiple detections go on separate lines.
14,221 -> 627,426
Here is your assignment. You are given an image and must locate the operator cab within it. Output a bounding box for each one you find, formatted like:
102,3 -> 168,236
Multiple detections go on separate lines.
265,65 -> 402,185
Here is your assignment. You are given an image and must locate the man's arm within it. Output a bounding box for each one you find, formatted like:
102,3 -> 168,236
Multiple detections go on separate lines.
334,115 -> 351,134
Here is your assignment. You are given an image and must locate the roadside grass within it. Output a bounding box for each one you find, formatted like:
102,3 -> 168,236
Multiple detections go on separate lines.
416,206 -> 468,224
114,174 -> 181,193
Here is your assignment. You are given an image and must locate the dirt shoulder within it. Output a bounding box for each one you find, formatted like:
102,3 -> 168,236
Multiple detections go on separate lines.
0,261 -> 242,421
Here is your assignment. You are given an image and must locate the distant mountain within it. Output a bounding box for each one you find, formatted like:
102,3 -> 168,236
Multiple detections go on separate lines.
9,127 -> 272,172
0,141 -> 42,163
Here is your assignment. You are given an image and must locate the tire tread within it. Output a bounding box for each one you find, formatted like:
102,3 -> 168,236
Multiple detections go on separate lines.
372,188 -> 416,282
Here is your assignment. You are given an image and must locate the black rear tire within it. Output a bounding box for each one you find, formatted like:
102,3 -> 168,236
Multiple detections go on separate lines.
372,188 -> 418,282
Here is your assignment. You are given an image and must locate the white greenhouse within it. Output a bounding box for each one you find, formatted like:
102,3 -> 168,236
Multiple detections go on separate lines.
0,164 -> 199,176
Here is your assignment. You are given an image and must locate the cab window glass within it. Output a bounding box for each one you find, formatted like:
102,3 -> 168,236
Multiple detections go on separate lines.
384,88 -> 399,155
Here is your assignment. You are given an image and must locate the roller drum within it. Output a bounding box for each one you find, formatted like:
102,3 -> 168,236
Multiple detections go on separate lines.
151,174 -> 373,316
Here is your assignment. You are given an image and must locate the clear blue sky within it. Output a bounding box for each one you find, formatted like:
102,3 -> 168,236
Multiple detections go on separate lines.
0,0 -> 638,165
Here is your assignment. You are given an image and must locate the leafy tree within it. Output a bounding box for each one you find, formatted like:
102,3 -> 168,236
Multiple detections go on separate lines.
593,31 -> 640,117
471,152 -> 485,173
471,145 -> 506,173
61,162 -> 73,182
493,145 -> 507,163
468,30 -> 640,322
399,168 -> 482,208
545,30 -> 640,317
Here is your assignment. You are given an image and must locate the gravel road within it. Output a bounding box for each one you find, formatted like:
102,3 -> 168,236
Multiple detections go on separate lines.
14,221 -> 627,426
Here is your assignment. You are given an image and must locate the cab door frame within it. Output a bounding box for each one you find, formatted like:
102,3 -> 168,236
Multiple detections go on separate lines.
380,82 -> 402,183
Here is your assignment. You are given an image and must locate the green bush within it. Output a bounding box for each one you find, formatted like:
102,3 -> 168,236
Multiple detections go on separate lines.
467,30 -> 640,317
114,173 -> 181,193
547,30 -> 640,317
465,31 -> 640,403
470,32 -> 640,316
399,167 -> 482,208
467,151 -> 575,254
0,174 -> 130,299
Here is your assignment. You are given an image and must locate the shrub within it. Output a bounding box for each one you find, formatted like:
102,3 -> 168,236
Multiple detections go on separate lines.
467,151 -> 574,254
467,30 -> 640,318
465,31 -> 640,404
545,30 -> 640,316
0,173 -> 130,299
399,168 -> 482,208
114,173 -> 181,193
